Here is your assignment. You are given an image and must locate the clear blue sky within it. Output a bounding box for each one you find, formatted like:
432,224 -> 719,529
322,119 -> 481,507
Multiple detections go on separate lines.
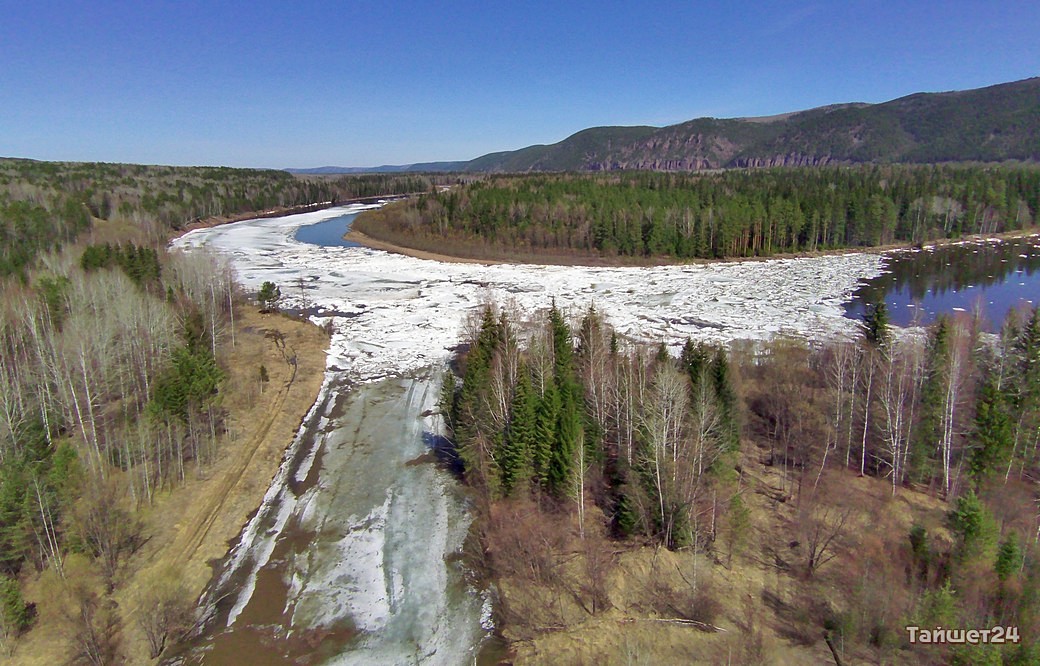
1,1 -> 1038,168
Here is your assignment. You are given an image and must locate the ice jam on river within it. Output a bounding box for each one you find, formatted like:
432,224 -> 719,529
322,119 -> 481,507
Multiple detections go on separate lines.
168,203 -> 883,664
176,204 -> 883,381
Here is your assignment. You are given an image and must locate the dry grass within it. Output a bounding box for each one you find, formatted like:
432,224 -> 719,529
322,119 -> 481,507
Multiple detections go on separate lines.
494,449 -> 954,666
9,306 -> 329,665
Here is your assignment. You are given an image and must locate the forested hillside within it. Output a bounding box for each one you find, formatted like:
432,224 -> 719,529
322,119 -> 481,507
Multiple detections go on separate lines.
452,77 -> 1040,172
443,301 -> 1040,663
354,165 -> 1040,263
0,158 -> 442,279
291,79 -> 1040,175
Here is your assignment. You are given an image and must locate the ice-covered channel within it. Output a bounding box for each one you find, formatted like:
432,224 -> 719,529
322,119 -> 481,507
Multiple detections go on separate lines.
168,203 -> 884,665
174,203 -> 885,382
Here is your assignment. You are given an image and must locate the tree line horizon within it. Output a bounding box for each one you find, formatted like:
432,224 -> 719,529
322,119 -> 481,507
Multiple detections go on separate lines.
354,165 -> 1040,263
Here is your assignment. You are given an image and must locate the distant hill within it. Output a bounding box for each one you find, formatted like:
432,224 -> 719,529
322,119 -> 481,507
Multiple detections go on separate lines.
298,78 -> 1040,173
468,77 -> 1040,172
286,161 -> 467,175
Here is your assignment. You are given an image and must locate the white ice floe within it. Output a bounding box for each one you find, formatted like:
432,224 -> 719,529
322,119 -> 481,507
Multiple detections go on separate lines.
173,204 -> 884,381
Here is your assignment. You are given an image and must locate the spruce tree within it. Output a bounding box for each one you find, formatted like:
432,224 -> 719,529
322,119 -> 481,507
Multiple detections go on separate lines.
711,347 -> 740,453
548,300 -> 574,384
995,532 -> 1022,582
614,489 -> 638,536
257,281 -> 281,312
0,463 -> 30,574
1014,307 -> 1040,456
911,316 -> 950,484
679,338 -> 709,386
438,371 -> 458,439
949,489 -> 997,561
454,307 -> 501,485
862,295 -> 891,351
533,382 -> 559,488
549,382 -> 582,498
1017,307 -> 1040,395
501,367 -> 536,495
577,304 -> 601,362
0,574 -> 31,636
969,377 -> 1013,485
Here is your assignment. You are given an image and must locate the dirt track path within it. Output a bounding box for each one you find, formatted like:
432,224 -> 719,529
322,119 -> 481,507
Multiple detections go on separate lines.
171,378 -> 291,567
115,310 -> 329,663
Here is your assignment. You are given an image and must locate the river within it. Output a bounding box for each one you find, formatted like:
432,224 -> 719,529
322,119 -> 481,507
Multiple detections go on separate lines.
169,203 -> 889,664
166,374 -> 493,665
844,234 -> 1040,329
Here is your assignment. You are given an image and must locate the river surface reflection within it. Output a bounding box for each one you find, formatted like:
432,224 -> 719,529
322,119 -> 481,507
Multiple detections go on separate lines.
845,236 -> 1040,329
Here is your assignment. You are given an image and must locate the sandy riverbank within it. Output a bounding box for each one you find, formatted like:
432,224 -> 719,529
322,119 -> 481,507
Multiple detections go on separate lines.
345,228 -> 505,265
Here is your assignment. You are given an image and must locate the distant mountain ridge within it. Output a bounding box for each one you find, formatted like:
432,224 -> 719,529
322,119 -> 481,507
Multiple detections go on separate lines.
287,162 -> 468,174
291,77 -> 1040,174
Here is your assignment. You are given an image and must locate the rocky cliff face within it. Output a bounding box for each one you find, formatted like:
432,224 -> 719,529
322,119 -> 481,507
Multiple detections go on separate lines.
732,153 -> 837,168
587,153 -> 835,172
588,159 -> 708,171
487,124 -> 852,172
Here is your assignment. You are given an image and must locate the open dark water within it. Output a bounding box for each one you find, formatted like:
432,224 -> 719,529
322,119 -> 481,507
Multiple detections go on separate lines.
294,211 -> 363,247
845,236 -> 1040,330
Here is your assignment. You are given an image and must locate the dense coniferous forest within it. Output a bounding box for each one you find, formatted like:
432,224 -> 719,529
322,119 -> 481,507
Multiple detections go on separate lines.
442,300 -> 1040,663
355,165 -> 1040,262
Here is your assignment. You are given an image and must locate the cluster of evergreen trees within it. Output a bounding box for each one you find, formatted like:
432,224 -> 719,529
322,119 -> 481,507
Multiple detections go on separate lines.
358,165 -> 1040,261
80,242 -> 162,286
0,198 -> 91,279
441,302 -> 739,548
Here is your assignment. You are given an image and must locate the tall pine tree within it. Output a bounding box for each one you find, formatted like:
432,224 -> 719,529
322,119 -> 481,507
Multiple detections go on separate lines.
533,382 -> 559,488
